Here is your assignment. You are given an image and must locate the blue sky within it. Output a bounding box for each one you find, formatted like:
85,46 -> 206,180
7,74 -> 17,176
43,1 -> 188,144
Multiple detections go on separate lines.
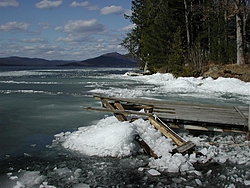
0,0 -> 135,60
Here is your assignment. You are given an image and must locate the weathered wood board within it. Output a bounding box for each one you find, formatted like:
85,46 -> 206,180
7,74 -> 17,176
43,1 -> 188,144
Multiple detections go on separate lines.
93,94 -> 249,129
87,94 -> 250,146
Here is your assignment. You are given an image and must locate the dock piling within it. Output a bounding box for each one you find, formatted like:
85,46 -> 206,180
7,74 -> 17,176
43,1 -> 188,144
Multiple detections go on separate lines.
101,98 -> 127,122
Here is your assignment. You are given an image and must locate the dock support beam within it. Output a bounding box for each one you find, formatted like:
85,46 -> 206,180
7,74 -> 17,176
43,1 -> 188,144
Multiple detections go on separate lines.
148,115 -> 195,154
148,116 -> 184,146
101,99 -> 127,122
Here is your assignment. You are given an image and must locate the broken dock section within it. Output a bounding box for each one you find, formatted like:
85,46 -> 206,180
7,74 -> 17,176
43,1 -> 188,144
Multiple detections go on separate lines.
84,94 -> 250,156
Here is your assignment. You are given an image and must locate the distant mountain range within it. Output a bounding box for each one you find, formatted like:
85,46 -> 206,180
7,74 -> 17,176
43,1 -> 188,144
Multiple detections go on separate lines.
0,52 -> 138,67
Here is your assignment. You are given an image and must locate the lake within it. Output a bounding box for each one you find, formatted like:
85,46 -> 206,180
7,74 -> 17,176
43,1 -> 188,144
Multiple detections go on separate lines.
0,67 -> 250,187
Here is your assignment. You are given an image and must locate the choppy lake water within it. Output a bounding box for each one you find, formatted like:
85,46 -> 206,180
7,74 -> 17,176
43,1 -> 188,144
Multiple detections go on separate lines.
0,67 -> 250,187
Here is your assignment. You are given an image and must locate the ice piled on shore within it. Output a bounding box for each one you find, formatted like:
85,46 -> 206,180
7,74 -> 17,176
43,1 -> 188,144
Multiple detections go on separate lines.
54,116 -> 250,174
92,72 -> 250,102
128,73 -> 250,96
57,116 -> 183,171
62,117 -> 136,157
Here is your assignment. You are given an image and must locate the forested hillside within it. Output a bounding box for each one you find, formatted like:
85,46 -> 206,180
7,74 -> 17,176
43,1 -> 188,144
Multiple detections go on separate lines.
121,0 -> 250,77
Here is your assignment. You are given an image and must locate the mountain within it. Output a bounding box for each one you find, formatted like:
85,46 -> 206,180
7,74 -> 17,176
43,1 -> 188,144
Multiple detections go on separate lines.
0,52 -> 139,67
61,52 -> 138,67
0,56 -> 71,66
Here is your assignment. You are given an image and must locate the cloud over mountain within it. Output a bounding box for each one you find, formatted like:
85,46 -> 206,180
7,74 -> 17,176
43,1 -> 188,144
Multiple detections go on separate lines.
0,1 -> 132,60
54,19 -> 105,44
63,19 -> 105,34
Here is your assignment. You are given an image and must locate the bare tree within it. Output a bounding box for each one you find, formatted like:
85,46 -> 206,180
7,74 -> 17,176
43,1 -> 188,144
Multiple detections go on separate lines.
241,0 -> 250,56
234,0 -> 245,65
184,0 -> 190,47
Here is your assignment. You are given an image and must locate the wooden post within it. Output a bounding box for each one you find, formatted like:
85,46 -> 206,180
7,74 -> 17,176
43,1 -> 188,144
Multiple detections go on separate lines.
114,102 -> 128,117
135,134 -> 158,159
101,99 -> 126,122
247,105 -> 250,141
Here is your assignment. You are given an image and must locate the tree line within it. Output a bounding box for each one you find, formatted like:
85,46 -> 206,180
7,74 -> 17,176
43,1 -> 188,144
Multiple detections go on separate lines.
121,0 -> 250,76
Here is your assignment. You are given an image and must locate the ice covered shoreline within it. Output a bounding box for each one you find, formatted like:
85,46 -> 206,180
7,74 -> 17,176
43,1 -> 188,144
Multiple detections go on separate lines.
49,114 -> 250,187
53,72 -> 250,186
2,71 -> 250,187
92,72 -> 250,103
56,116 -> 250,172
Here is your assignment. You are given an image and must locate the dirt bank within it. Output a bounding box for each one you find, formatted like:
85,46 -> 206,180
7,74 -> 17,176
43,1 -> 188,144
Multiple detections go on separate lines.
203,64 -> 250,82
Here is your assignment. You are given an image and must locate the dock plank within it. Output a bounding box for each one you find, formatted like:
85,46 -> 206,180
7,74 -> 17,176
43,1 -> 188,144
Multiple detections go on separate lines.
92,94 -> 249,128
157,106 -> 246,126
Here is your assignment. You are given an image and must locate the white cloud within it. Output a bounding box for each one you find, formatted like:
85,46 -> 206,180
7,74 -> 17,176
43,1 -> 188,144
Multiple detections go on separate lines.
38,22 -> 50,30
0,43 -> 66,60
0,22 -> 30,32
0,0 -> 18,7
35,0 -> 62,9
124,9 -> 132,17
63,19 -> 105,34
100,5 -> 124,15
23,44 -> 66,58
90,43 -> 126,54
70,1 -> 89,7
55,19 -> 105,44
97,38 -> 104,42
21,38 -> 47,43
119,24 -> 136,32
54,26 -> 63,31
55,34 -> 94,43
70,1 -> 98,10
86,5 -> 99,11
0,40 -> 127,60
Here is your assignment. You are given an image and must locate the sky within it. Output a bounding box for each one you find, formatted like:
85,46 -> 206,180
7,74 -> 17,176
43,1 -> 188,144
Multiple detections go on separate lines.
0,0 -> 135,60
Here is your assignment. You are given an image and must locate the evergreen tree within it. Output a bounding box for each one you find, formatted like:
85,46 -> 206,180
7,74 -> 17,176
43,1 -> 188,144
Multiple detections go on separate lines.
122,0 -> 185,73
122,0 -> 250,76
167,27 -> 186,76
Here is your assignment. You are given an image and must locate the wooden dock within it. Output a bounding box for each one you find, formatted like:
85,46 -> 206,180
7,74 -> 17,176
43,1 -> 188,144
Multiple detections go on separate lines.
87,94 -> 249,132
84,94 -> 250,155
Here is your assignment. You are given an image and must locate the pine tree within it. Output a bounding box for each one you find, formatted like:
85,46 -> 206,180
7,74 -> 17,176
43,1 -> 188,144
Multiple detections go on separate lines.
167,27 -> 186,76
122,0 -> 250,76
122,0 -> 185,73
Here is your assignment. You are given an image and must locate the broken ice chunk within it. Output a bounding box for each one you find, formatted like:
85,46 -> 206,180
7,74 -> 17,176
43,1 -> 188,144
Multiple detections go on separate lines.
147,169 -> 161,176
